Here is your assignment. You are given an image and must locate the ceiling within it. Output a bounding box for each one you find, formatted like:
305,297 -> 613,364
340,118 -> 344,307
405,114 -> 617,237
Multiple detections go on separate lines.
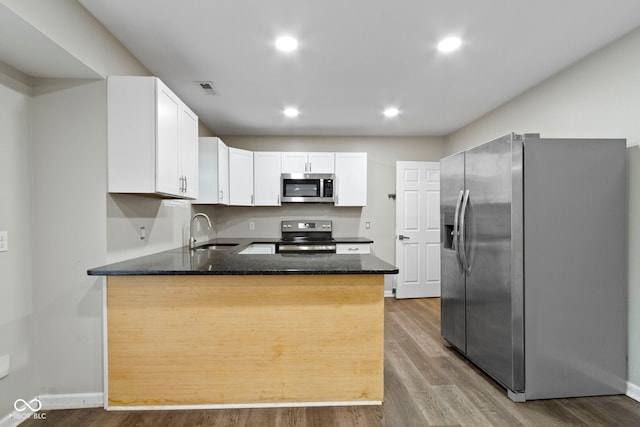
77,1 -> 640,136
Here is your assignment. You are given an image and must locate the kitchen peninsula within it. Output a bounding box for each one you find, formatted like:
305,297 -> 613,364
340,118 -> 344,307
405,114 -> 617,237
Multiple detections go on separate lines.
88,238 -> 398,410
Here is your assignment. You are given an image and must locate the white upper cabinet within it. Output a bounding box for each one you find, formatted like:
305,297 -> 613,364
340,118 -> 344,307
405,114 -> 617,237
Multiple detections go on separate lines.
107,76 -> 198,199
179,107 -> 198,199
155,84 -> 181,195
194,137 -> 229,205
281,152 -> 307,173
335,152 -> 367,206
254,152 -> 282,206
229,147 -> 254,206
308,152 -> 335,173
281,152 -> 335,173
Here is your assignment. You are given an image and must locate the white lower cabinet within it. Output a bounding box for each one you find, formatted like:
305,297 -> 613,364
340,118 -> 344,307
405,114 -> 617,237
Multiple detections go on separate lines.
336,243 -> 371,254
239,244 -> 276,254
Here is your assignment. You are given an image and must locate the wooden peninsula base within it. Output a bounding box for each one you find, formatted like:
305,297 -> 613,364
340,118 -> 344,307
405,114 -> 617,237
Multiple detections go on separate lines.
105,274 -> 384,409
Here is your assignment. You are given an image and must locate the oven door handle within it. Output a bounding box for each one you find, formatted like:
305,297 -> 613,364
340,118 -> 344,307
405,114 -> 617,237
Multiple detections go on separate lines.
277,244 -> 336,253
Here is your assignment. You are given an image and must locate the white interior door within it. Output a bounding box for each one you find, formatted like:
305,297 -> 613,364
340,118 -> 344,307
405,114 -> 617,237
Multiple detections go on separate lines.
395,161 -> 441,299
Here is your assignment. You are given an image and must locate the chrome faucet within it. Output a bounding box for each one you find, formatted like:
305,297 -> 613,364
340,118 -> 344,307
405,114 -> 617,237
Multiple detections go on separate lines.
189,213 -> 212,249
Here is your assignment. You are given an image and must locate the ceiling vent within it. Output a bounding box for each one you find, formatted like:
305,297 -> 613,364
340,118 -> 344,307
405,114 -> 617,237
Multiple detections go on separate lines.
196,81 -> 217,95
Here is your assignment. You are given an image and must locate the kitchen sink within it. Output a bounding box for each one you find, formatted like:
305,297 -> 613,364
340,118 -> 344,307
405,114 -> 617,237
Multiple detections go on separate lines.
194,243 -> 237,251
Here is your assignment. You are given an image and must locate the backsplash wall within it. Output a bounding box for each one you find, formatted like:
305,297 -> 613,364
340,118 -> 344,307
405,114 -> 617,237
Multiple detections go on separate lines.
196,205 -> 364,239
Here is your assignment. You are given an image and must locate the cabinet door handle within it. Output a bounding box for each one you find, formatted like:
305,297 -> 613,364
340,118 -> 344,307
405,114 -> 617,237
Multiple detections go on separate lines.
184,176 -> 188,193
179,176 -> 184,193
251,194 -> 254,205
219,190 -> 223,201
348,247 -> 358,251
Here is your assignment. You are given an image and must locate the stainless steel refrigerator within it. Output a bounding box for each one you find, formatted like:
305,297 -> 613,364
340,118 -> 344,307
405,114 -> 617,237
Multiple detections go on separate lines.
440,133 -> 627,401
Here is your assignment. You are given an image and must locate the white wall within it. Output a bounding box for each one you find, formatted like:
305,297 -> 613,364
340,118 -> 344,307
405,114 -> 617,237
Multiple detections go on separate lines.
30,78 -> 107,394
0,62 -> 38,416
0,0 -> 193,416
1,0 -> 148,78
445,27 -> 640,388
107,196 -> 192,264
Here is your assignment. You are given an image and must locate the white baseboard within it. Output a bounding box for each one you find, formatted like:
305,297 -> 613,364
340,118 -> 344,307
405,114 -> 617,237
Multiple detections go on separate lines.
627,381 -> 640,402
37,392 -> 103,410
107,400 -> 382,411
0,393 -> 103,427
384,290 -> 394,298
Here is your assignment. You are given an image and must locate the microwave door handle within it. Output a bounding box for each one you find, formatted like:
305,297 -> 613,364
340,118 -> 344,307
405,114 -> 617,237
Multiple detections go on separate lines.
453,190 -> 464,271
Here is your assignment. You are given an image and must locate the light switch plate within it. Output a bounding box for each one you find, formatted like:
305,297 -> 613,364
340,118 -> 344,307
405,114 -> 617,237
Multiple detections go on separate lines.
0,231 -> 7,252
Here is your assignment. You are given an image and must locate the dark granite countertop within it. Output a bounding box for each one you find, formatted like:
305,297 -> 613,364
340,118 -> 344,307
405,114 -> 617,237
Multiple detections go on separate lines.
87,237 -> 398,276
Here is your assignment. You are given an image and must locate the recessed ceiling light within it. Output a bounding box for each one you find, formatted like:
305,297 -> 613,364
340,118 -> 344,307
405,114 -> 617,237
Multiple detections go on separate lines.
383,107 -> 400,118
275,36 -> 298,53
283,107 -> 299,118
437,36 -> 462,53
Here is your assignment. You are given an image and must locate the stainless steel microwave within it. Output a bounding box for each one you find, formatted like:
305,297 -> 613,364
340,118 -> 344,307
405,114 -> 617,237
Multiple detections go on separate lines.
281,173 -> 335,203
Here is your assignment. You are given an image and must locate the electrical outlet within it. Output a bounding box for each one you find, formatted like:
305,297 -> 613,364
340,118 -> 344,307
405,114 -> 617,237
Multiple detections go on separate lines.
249,222 -> 255,231
0,231 -> 7,252
139,226 -> 146,240
365,222 -> 371,229
0,354 -> 9,380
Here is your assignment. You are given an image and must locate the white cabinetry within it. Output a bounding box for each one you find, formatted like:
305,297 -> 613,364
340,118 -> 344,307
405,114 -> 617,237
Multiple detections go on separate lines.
179,108 -> 199,199
335,152 -> 367,206
254,152 -> 282,206
336,243 -> 371,254
229,147 -> 254,206
238,244 -> 276,254
107,76 -> 198,199
194,137 -> 229,204
282,152 -> 335,173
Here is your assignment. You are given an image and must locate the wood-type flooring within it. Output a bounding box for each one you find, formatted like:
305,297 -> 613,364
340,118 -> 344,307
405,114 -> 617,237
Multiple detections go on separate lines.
20,298 -> 640,426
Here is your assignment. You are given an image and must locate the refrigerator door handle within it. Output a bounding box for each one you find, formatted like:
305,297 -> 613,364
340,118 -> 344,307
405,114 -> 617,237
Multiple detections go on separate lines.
459,189 -> 470,272
453,190 -> 464,270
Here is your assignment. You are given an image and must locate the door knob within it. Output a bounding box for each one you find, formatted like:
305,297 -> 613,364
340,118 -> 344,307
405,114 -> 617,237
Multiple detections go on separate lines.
398,235 -> 410,240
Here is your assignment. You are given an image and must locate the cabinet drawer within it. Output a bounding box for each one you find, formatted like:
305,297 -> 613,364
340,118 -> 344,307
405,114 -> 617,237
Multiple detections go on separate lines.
239,244 -> 276,254
336,243 -> 371,254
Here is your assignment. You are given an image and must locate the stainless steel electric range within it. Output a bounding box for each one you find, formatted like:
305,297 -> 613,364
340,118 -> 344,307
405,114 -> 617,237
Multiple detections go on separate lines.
276,220 -> 336,254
